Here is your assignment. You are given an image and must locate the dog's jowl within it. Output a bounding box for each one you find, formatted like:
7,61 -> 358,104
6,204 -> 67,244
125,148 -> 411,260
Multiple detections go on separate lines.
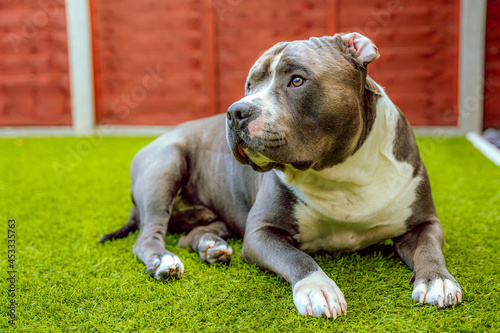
101,32 -> 462,318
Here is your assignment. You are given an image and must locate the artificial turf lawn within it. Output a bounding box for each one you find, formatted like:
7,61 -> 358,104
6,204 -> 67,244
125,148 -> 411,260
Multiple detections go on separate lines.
0,136 -> 499,332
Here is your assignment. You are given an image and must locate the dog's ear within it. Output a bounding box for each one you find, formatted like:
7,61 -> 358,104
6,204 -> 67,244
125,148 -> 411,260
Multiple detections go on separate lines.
334,32 -> 380,69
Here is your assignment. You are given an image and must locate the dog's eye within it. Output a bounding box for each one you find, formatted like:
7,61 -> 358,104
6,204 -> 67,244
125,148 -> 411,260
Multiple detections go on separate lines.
289,76 -> 305,87
246,82 -> 252,90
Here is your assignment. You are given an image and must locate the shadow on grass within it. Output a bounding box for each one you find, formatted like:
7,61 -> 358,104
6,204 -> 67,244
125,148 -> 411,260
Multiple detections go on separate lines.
311,242 -> 400,263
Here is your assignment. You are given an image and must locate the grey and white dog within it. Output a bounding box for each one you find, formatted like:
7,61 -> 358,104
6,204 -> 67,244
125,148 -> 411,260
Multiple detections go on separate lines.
101,32 -> 462,318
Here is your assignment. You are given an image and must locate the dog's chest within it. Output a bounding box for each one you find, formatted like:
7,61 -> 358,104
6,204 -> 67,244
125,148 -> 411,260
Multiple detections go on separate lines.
281,140 -> 421,252
293,194 -> 410,253
287,161 -> 421,253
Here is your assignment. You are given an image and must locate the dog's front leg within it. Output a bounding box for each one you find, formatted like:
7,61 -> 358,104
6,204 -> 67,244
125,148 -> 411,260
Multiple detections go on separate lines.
243,223 -> 347,318
242,184 -> 347,318
394,220 -> 462,308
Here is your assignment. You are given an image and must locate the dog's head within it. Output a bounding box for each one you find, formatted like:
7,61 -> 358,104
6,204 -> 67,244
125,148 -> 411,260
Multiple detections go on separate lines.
226,32 -> 380,172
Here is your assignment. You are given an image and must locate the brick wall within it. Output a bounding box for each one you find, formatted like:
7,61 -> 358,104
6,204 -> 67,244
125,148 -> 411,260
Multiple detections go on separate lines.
0,0 -> 71,126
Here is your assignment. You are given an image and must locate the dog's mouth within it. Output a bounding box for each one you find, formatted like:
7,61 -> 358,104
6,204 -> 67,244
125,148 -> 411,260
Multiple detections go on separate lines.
228,126 -> 313,172
230,139 -> 249,165
234,141 -> 278,172
233,139 -> 313,173
236,144 -> 248,162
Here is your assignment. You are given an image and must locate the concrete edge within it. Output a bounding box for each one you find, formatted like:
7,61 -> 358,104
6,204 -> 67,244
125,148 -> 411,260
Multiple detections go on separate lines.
466,132 -> 500,166
0,125 -> 466,138
0,126 -> 172,137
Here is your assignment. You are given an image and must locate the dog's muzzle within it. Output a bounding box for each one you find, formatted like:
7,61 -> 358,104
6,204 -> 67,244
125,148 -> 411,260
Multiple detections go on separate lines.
226,102 -> 277,172
226,102 -> 252,165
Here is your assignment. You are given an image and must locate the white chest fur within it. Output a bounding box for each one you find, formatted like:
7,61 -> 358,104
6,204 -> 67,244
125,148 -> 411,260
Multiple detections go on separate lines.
275,92 -> 420,253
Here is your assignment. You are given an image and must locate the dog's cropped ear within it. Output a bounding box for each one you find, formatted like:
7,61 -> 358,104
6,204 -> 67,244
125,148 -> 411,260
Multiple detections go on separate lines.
335,32 -> 380,69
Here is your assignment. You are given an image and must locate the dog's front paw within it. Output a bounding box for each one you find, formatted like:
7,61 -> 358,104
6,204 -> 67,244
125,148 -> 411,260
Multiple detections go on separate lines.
198,234 -> 232,264
293,271 -> 347,318
147,252 -> 184,281
412,272 -> 462,308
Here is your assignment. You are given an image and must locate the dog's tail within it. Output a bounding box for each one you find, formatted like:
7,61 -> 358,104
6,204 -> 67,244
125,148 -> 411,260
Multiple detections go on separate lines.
99,205 -> 139,243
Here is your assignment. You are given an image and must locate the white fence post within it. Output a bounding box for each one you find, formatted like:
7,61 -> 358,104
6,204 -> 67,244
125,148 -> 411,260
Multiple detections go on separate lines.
459,0 -> 487,134
65,0 -> 95,135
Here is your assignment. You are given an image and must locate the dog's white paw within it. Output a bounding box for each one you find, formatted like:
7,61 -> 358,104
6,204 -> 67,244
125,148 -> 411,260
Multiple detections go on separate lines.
198,234 -> 232,264
412,277 -> 462,308
149,253 -> 184,281
293,271 -> 347,318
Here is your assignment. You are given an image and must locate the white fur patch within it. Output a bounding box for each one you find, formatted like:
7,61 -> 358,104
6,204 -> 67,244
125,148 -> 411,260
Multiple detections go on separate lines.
155,253 -> 184,280
293,270 -> 347,318
276,86 -> 419,253
234,51 -> 284,123
413,278 -> 462,308
197,234 -> 232,264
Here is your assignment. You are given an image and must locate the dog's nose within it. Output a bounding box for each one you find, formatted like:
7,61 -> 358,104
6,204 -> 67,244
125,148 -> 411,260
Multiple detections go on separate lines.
227,102 -> 253,129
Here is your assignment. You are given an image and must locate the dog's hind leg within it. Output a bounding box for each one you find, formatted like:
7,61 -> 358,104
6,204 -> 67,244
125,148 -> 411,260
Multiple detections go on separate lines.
131,146 -> 188,282
178,221 -> 233,264
100,205 -> 139,243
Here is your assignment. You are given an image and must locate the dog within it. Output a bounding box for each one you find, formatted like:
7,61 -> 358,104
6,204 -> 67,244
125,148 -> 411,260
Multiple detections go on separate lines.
101,32 -> 462,318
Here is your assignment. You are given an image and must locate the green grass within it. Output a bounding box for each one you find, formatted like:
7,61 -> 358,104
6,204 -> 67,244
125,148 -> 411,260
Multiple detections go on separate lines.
1,136 -> 499,332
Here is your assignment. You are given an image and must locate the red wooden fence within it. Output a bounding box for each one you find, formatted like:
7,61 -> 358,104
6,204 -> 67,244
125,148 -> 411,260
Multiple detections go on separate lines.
90,0 -> 461,127
0,0 -> 71,126
484,0 -> 500,128
340,0 -> 460,126
2,0 -> 498,128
